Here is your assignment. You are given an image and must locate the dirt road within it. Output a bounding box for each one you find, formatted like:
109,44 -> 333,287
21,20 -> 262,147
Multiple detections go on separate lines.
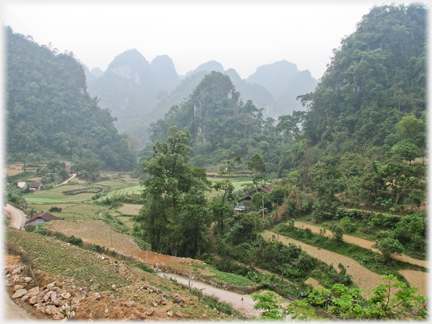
4,203 -> 27,229
4,293 -> 38,320
159,273 -> 261,318
292,221 -> 428,268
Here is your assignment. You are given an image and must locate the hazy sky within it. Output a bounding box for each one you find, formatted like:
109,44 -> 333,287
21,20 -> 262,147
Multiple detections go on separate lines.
1,1 -> 415,80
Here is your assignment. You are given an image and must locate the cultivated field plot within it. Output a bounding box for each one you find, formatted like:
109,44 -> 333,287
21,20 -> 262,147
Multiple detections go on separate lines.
5,163 -> 40,176
97,185 -> 143,202
52,213 -> 88,222
292,221 -> 428,269
97,178 -> 139,190
28,203 -> 76,212
399,270 -> 428,296
62,203 -> 98,217
263,231 -> 385,298
116,216 -> 135,229
47,220 -> 204,274
117,204 -> 142,216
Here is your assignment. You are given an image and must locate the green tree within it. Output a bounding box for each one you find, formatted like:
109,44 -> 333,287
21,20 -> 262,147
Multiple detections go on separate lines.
248,153 -> 266,175
376,237 -> 404,263
137,127 -> 210,258
210,180 -> 234,233
391,139 -> 420,164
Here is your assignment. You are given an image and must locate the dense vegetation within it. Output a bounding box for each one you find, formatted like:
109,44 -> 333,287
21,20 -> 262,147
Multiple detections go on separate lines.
133,4 -> 427,319
6,26 -> 136,171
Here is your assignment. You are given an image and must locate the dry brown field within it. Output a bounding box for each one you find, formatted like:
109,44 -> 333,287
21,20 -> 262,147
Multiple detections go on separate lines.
118,204 -> 142,215
399,270 -> 428,296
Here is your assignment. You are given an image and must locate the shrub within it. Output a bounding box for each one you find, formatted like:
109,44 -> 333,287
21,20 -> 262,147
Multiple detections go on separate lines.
340,216 -> 356,233
67,235 -> 83,247
269,186 -> 288,206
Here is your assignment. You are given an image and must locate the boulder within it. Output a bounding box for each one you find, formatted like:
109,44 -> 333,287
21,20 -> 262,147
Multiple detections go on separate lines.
14,285 -> 25,291
173,294 -> 185,304
27,287 -> 40,298
12,289 -> 27,299
23,277 -> 33,283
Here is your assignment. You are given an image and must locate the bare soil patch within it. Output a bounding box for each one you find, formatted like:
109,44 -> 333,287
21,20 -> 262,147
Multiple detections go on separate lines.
399,270 -> 428,296
118,204 -> 143,215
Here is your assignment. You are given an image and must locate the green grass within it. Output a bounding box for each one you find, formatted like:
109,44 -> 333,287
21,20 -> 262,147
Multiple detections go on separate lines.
191,263 -> 258,289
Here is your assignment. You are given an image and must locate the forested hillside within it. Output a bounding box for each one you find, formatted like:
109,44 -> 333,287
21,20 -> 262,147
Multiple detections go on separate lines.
300,4 -> 426,151
6,26 -> 136,171
144,71 -> 291,174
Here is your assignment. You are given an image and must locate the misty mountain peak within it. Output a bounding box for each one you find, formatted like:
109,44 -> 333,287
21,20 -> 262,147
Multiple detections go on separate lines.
225,68 -> 241,84
151,55 -> 179,90
185,60 -> 225,77
107,49 -> 153,83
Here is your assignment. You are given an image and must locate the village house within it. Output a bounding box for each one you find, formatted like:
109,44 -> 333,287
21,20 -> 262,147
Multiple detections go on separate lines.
29,181 -> 44,191
17,182 -> 27,190
25,212 -> 60,227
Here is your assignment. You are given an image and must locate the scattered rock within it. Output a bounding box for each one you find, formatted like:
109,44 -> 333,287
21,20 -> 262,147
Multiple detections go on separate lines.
123,301 -> 136,307
46,282 -> 56,290
14,285 -> 25,291
61,292 -> 71,300
12,267 -> 22,275
173,293 -> 185,304
21,295 -> 29,303
28,296 -> 39,305
152,302 -> 157,307
45,305 -> 57,315
27,287 -> 39,297
167,311 -> 173,317
174,310 -> 183,318
12,289 -> 27,299
145,308 -> 154,316
23,277 -> 33,283
178,301 -> 186,308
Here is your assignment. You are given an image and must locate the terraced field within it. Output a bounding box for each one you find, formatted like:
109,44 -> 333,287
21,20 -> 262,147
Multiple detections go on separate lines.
263,230 -> 426,298
292,221 -> 428,268
96,185 -> 143,202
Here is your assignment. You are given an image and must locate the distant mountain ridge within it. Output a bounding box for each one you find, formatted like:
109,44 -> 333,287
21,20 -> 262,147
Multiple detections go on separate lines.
85,51 -> 317,147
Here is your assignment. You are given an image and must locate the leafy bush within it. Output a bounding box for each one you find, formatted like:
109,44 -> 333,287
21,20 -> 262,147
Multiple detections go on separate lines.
67,235 -> 83,247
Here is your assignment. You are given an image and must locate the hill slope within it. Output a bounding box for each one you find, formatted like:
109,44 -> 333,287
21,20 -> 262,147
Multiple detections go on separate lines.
6,26 -> 135,170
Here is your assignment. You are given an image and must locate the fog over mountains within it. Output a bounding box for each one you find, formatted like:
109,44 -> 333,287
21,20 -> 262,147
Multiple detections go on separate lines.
84,49 -> 318,147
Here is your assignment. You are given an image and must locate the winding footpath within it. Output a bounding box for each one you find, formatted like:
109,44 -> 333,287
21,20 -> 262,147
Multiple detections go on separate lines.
4,203 -> 27,230
158,273 -> 260,318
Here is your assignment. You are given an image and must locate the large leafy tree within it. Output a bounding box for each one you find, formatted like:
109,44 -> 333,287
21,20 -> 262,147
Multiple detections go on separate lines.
137,127 -> 211,257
